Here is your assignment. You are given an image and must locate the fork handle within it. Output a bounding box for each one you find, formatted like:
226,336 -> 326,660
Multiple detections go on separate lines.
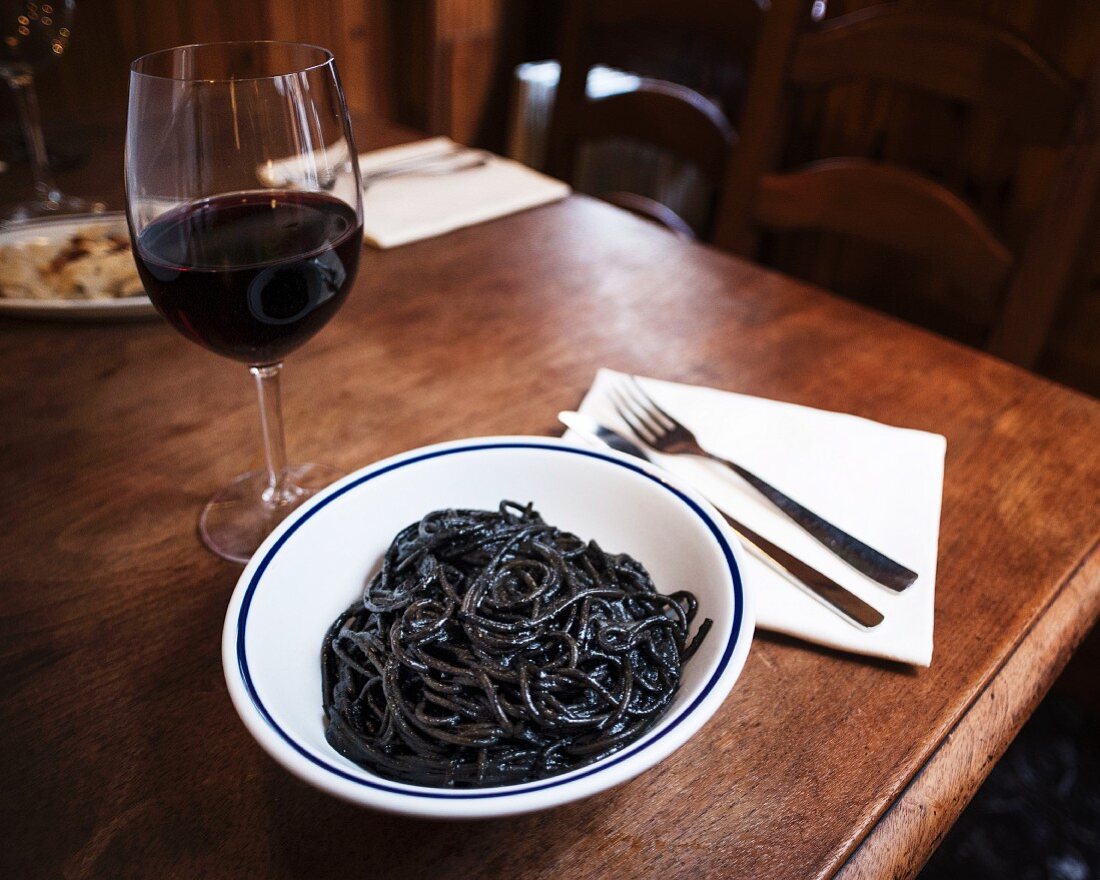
361,156 -> 487,187
714,455 -> 919,591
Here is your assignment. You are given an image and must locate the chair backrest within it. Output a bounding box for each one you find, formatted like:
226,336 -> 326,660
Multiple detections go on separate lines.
545,0 -> 768,238
713,2 -> 1099,367
987,62 -> 1100,366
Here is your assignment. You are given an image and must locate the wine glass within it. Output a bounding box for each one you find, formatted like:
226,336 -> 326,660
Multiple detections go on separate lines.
125,42 -> 364,563
0,0 -> 105,220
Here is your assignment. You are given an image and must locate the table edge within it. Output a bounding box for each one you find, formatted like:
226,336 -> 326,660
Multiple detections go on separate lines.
832,538 -> 1100,880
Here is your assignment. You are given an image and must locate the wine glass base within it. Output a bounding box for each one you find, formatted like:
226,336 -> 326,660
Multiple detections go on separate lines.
199,463 -> 342,563
1,193 -> 108,224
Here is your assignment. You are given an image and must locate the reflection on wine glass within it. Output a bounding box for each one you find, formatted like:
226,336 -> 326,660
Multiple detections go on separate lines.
0,0 -> 105,221
126,42 -> 364,562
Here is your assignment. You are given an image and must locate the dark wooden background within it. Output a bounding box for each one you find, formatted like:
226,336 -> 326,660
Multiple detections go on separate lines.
5,0 -> 1098,396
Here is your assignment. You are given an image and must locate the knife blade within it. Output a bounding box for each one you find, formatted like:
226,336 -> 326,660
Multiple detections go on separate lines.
559,411 -> 885,630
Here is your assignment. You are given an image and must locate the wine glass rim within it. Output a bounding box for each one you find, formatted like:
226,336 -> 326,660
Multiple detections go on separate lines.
130,41 -> 335,83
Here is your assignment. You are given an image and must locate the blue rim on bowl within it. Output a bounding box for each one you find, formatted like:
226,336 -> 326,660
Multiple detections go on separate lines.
223,436 -> 753,817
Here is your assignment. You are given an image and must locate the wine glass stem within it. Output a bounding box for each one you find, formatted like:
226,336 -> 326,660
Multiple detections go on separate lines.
251,363 -> 293,506
4,71 -> 60,204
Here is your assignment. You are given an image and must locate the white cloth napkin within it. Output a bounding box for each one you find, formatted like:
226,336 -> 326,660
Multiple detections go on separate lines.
571,369 -> 946,666
257,137 -> 569,248
356,137 -> 570,248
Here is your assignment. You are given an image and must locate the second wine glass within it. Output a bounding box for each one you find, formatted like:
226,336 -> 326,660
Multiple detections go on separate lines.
125,42 -> 364,562
0,0 -> 106,220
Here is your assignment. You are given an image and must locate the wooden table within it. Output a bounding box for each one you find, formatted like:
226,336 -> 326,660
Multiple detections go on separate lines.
2,120 -> 1099,880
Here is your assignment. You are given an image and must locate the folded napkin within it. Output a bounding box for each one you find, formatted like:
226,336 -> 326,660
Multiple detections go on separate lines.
356,137 -> 570,248
258,137 -> 569,248
572,369 -> 946,666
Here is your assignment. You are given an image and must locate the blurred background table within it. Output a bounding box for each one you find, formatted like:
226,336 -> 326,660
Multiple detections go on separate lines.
10,0 -> 1100,397
0,119 -> 1098,880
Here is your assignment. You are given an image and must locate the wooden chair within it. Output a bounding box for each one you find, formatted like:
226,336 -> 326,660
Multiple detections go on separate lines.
714,2 -> 1100,369
545,0 -> 775,240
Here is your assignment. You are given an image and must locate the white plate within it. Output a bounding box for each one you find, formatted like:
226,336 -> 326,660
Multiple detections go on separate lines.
222,436 -> 754,819
0,213 -> 157,321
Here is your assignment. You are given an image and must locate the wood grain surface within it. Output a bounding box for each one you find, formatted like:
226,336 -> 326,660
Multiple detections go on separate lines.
1,124 -> 1099,880
838,549 -> 1100,880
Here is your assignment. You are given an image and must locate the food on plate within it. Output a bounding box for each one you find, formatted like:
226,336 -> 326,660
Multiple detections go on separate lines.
0,225 -> 144,300
321,501 -> 711,788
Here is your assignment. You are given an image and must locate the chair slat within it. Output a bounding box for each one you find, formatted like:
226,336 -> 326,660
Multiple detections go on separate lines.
600,192 -> 698,239
755,159 -> 1014,292
790,6 -> 1077,145
580,81 -> 736,182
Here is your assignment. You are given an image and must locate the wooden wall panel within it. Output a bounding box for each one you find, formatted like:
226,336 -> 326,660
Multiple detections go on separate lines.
432,0 -> 504,143
28,0 -> 393,123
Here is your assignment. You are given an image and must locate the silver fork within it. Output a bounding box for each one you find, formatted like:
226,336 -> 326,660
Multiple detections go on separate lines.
316,148 -> 491,191
359,150 -> 490,191
610,376 -> 919,591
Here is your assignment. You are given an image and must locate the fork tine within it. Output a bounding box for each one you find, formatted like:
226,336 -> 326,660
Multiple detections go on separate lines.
611,383 -> 667,440
626,375 -> 680,430
609,387 -> 658,445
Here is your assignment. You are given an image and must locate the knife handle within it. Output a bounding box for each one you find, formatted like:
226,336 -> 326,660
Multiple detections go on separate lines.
724,512 -> 884,629
722,459 -> 918,592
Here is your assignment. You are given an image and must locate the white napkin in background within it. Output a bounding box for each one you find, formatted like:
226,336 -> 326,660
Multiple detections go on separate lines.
571,369 -> 946,666
357,137 -> 570,248
258,137 -> 570,248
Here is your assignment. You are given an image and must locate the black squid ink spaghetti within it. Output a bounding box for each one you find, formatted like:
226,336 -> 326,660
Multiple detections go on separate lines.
321,501 -> 711,788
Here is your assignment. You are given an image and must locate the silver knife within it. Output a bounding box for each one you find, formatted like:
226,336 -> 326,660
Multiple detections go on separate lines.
559,411 -> 885,630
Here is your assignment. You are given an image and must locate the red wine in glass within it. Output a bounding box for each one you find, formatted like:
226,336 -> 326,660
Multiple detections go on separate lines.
126,42 -> 365,562
133,191 -> 362,365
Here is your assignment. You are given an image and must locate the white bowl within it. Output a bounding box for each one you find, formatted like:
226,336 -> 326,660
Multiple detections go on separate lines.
222,436 -> 754,818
